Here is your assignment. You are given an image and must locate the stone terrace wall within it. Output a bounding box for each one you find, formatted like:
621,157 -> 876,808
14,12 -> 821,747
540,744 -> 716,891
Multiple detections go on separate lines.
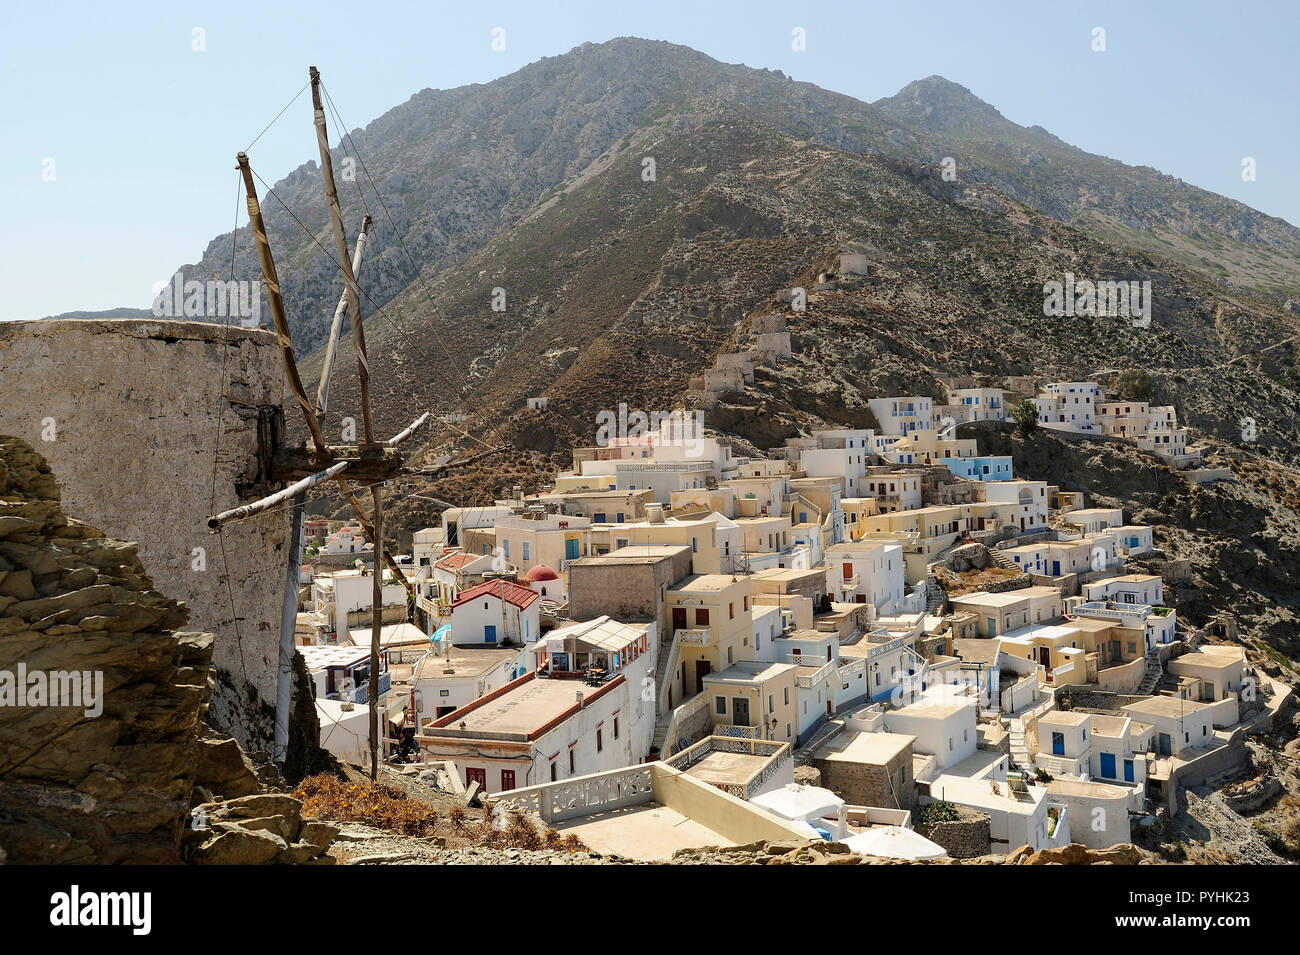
0,320 -> 287,752
0,436 -> 213,863
917,804 -> 991,858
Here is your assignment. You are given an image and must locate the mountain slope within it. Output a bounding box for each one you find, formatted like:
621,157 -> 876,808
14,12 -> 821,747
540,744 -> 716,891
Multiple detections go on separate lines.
169,39 -> 1298,361
875,76 -> 1300,296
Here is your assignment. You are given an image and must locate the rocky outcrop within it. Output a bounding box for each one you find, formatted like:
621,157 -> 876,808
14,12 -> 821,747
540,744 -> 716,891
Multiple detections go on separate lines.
668,839 -> 1154,865
184,792 -> 338,865
0,436 -> 211,863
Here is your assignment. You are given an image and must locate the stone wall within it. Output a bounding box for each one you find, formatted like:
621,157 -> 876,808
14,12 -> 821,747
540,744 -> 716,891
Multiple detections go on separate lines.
0,436 -> 213,863
0,320 -> 289,753
917,805 -> 991,858
814,745 -> 916,809
569,546 -> 693,643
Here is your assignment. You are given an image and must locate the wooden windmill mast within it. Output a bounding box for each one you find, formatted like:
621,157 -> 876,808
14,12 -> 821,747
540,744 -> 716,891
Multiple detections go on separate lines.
213,68 -> 508,782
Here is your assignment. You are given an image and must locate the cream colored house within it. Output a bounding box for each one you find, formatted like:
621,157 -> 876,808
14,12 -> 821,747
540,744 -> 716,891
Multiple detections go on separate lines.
950,586 -> 1064,638
704,661 -> 799,745
667,574 -> 757,696
1165,645 -> 1247,703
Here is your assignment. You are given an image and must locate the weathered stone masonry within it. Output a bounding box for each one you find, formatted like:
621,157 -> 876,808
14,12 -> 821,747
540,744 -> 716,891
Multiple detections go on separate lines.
0,319 -> 289,753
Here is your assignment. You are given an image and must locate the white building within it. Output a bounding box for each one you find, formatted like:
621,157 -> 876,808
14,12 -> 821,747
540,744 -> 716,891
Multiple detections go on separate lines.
1033,382 -> 1100,433
448,579 -> 542,646
418,670 -> 655,794
884,686 -> 978,773
868,396 -> 934,436
824,540 -> 907,612
312,567 -> 407,638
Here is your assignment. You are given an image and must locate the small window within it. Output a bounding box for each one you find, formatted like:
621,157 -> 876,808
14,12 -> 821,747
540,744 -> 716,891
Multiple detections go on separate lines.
569,749 -> 575,773
614,717 -> 620,739
596,729 -> 603,752
715,696 -> 727,715
695,608 -> 709,626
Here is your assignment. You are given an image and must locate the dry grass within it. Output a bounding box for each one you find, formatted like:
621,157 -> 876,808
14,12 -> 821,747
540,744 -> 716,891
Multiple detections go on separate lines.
293,774 -> 442,837
293,774 -> 590,853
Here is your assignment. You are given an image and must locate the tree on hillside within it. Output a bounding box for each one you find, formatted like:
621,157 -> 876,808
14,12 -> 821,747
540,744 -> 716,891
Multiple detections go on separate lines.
1009,398 -> 1039,437
1118,369 -> 1154,402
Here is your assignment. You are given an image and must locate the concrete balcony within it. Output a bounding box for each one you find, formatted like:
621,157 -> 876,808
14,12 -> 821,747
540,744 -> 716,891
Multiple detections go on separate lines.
674,628 -> 711,646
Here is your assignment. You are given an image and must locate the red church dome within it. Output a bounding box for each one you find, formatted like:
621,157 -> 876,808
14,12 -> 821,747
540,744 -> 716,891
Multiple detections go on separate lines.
524,563 -> 560,582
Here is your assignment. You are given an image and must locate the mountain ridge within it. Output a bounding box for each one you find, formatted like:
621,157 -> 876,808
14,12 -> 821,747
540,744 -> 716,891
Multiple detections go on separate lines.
154,37 -> 1297,361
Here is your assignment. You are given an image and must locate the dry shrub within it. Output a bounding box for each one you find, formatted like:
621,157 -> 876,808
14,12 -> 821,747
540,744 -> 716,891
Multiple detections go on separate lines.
293,774 -> 440,837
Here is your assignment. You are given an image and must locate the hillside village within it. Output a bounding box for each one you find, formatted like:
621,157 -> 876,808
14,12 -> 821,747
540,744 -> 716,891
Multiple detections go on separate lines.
4,27 -> 1299,891
295,355 -> 1293,862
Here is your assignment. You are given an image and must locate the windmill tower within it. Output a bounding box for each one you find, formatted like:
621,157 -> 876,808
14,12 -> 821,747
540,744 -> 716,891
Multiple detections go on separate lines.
206,68 -> 503,781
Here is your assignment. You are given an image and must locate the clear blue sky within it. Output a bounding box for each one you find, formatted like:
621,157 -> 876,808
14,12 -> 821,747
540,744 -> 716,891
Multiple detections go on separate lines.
2,0 -> 1296,321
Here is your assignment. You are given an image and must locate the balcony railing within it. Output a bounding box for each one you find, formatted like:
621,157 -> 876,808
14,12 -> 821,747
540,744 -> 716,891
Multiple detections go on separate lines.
795,660 -> 837,688
675,628 -> 711,645
663,736 -> 792,800
332,670 -> 391,704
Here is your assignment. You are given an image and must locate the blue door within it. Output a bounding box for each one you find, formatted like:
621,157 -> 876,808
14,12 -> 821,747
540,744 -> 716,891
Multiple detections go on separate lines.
1051,561 -> 1061,575
1051,732 -> 1065,756
1099,752 -> 1116,779
565,538 -> 580,561
484,624 -> 497,644
1123,759 -> 1135,782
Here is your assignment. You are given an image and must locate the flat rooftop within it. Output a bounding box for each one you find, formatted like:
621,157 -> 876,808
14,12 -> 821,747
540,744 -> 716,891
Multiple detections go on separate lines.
437,675 -> 608,737
814,730 -> 915,766
751,567 -> 824,582
1168,645 -> 1244,670
952,590 -> 1033,608
705,661 -> 798,684
891,698 -> 970,720
1123,695 -> 1212,719
551,803 -> 733,861
682,750 -> 771,787
298,644 -> 372,671
412,645 -> 518,681
1047,778 -> 1130,798
952,638 -> 999,666
573,545 -> 689,565
1040,710 -> 1091,726
669,574 -> 744,593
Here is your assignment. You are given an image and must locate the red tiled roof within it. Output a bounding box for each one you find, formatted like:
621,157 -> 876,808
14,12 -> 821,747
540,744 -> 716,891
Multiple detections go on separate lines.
435,551 -> 480,571
451,579 -> 540,611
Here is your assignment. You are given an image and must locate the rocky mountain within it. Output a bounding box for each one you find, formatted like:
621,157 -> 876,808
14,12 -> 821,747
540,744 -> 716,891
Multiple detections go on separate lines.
874,77 -> 1300,297
170,38 -> 1300,358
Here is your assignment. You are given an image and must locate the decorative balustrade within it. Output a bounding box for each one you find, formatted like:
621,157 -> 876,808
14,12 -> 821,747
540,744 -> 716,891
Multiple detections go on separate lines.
663,736 -> 792,800
795,660 -> 837,688
838,658 -> 867,681
494,765 -> 657,823
660,691 -> 708,757
333,670 -> 391,704
712,724 -> 759,741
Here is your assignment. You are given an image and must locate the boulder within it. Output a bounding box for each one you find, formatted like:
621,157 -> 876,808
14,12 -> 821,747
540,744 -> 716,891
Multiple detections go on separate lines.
191,828 -> 286,865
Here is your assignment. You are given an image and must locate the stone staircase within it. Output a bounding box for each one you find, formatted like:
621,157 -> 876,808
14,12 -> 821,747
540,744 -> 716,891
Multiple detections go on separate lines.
988,547 -> 1016,571
1008,720 -> 1032,769
650,633 -> 682,755
1137,649 -> 1164,695
924,578 -> 947,615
